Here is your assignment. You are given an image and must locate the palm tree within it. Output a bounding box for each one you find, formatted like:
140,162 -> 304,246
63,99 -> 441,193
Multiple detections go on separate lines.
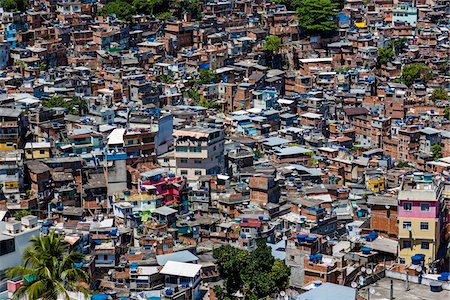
6,231 -> 89,300
70,97 -> 89,116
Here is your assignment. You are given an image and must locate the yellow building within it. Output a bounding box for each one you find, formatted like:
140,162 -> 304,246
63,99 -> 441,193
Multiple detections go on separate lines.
397,173 -> 442,266
367,176 -> 385,193
398,218 -> 440,265
25,142 -> 52,159
365,170 -> 386,193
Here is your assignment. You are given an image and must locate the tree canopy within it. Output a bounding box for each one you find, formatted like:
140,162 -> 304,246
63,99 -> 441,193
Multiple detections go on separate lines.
99,0 -> 136,21
6,231 -> 89,300
99,0 -> 202,21
198,69 -> 218,84
430,87 -> 449,102
431,144 -> 442,160
213,241 -> 290,299
398,63 -> 433,87
378,46 -> 394,65
43,96 -> 89,116
263,35 -> 283,53
0,0 -> 28,11
294,0 -> 339,34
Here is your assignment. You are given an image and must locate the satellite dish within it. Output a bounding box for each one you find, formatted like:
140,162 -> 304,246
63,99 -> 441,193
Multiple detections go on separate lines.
417,266 -> 423,273
361,267 -> 366,273
351,282 -> 358,288
366,268 -> 373,275
369,288 -> 376,294
280,291 -> 286,297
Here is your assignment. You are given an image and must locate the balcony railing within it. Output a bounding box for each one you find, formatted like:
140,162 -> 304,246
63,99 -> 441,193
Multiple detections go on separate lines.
95,259 -> 115,267
0,121 -> 18,128
0,133 -> 19,140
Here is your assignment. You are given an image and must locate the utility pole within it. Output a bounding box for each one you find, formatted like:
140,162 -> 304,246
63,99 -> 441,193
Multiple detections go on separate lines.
390,279 -> 394,300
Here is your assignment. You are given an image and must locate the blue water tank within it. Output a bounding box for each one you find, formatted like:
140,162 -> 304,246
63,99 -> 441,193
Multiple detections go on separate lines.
297,234 -> 308,243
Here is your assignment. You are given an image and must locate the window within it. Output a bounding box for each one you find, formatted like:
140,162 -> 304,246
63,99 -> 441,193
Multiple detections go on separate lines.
402,221 -> 412,230
163,158 -> 169,162
0,238 -> 15,255
39,150 -> 45,154
180,170 -> 187,175
420,222 -> 429,230
402,240 -> 412,249
180,158 -> 188,164
421,242 -> 430,250
420,203 -> 430,212
194,160 -> 202,164
195,170 -> 202,176
190,146 -> 201,152
399,258 -> 406,264
176,146 -> 188,152
403,202 -> 412,211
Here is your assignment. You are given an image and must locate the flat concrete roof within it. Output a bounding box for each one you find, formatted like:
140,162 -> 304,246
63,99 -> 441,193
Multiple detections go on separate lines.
362,277 -> 450,300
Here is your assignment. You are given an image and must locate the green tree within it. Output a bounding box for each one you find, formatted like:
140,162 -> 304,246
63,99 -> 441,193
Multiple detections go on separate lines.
38,62 -> 46,72
254,148 -> 261,158
14,210 -> 29,221
294,0 -> 338,34
263,35 -> 282,53
70,97 -> 89,116
213,241 -> 290,299
157,74 -> 175,84
43,95 -> 69,110
399,63 -> 433,87
430,87 -> 449,102
389,38 -> 408,55
184,87 -> 200,103
99,0 -> 136,21
378,46 -> 394,65
397,161 -> 411,168
132,0 -> 167,16
198,69 -> 218,83
14,59 -> 26,75
43,96 -> 88,115
1,0 -> 18,11
431,144 -> 442,160
170,0 -> 202,19
6,231 -> 89,300
16,0 -> 27,11
271,0 -> 294,10
213,244 -> 248,295
445,107 -> 450,120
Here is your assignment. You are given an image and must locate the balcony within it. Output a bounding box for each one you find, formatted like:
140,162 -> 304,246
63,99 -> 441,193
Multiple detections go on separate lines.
106,152 -> 127,161
0,133 -> 19,140
95,259 -> 115,267
0,121 -> 18,128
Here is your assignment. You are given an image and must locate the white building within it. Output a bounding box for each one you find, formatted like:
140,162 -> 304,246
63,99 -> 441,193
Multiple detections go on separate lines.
0,215 -> 40,299
173,127 -> 224,180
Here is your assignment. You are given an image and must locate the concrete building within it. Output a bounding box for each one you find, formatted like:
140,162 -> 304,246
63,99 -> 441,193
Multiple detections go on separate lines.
0,215 -> 40,299
392,3 -> 418,26
398,173 -> 442,267
173,127 -> 224,180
